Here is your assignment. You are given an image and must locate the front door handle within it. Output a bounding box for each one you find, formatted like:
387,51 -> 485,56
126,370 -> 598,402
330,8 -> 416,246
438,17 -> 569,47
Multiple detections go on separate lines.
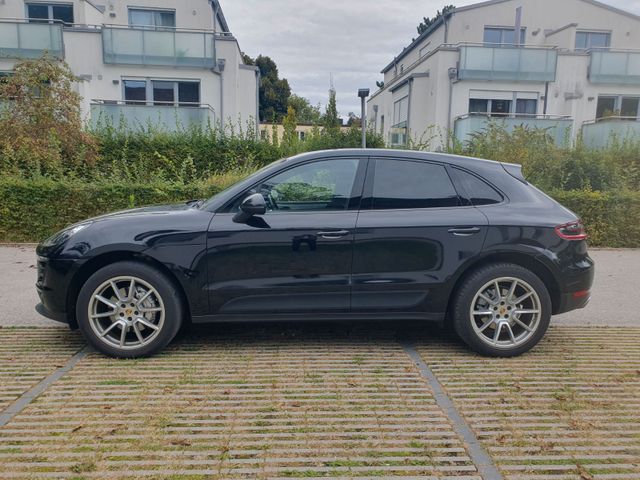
317,230 -> 350,239
448,227 -> 481,237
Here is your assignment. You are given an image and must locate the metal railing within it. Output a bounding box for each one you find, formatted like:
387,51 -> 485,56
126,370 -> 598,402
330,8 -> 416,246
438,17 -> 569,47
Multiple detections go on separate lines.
0,19 -> 64,59
454,113 -> 573,145
581,116 -> 640,148
101,24 -> 219,68
458,43 -> 558,82
90,100 -> 216,131
589,49 -> 640,85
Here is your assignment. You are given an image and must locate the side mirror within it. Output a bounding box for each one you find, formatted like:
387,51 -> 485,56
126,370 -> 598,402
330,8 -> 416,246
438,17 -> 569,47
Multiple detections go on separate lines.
233,193 -> 266,223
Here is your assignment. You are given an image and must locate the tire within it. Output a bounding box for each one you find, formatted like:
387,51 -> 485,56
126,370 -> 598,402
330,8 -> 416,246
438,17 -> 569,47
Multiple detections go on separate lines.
76,261 -> 183,358
452,263 -> 551,357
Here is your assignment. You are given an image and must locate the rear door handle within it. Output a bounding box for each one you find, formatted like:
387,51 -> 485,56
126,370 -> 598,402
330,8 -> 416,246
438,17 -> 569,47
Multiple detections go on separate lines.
317,230 -> 350,239
448,227 -> 481,237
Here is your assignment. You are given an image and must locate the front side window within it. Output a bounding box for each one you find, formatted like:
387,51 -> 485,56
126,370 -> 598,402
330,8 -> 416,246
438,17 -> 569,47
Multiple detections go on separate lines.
248,159 -> 360,213
483,27 -> 526,45
371,160 -> 460,210
576,31 -> 610,50
128,8 -> 176,28
27,3 -> 74,24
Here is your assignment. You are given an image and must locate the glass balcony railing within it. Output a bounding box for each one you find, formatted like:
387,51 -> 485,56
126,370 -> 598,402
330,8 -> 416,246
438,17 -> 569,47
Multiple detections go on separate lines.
102,26 -> 215,68
90,101 -> 216,131
589,50 -> 640,85
458,45 -> 557,82
454,114 -> 573,145
0,21 -> 63,59
581,117 -> 640,148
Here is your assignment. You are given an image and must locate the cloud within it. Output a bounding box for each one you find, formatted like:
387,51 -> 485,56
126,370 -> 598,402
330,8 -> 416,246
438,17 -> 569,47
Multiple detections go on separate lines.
220,0 -> 640,118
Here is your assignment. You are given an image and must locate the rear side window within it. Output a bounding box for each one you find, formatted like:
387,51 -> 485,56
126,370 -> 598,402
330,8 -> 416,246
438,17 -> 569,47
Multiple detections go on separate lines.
371,160 -> 460,210
450,168 -> 503,206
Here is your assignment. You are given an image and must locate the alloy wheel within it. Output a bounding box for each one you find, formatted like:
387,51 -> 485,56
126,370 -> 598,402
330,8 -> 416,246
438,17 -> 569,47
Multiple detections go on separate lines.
469,276 -> 542,349
87,276 -> 165,350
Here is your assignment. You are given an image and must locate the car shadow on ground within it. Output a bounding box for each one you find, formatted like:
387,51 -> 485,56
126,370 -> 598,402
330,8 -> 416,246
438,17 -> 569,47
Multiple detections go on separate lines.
176,318 -> 465,350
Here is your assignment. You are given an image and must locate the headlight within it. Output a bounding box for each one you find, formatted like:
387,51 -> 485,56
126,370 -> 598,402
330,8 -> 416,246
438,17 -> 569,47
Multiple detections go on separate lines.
42,222 -> 93,247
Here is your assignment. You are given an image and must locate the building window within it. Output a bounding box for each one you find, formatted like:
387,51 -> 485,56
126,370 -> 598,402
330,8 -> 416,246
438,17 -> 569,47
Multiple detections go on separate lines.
123,79 -> 200,106
596,95 -> 639,120
128,8 -> 176,28
393,96 -> 409,125
483,27 -> 526,45
123,80 -> 147,105
380,115 -> 385,135
576,31 -> 610,50
26,3 -> 74,24
469,96 -> 537,116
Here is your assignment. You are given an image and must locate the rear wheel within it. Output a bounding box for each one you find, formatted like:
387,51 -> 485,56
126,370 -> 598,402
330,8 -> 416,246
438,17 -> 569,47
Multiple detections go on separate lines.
452,263 -> 551,357
76,261 -> 183,358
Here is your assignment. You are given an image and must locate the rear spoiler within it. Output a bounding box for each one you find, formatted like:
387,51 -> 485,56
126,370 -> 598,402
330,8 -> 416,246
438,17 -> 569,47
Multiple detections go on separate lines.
501,162 -> 528,184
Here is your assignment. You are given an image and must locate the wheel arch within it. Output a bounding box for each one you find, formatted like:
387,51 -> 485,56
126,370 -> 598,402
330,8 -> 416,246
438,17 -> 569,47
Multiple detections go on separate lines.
446,251 -> 562,319
66,251 -> 192,329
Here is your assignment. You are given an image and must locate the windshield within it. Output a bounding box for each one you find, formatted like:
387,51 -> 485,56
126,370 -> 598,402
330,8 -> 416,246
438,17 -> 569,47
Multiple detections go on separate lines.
198,158 -> 289,210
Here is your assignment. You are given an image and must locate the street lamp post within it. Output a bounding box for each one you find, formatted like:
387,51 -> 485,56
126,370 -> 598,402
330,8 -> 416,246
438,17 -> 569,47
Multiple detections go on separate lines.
358,88 -> 370,148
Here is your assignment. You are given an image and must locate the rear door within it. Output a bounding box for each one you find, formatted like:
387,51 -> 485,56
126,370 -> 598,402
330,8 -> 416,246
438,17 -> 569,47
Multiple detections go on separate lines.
351,157 -> 488,316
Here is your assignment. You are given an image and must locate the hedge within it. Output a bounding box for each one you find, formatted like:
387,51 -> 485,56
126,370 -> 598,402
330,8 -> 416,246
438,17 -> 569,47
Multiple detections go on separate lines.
0,176 -> 243,243
0,178 -> 638,247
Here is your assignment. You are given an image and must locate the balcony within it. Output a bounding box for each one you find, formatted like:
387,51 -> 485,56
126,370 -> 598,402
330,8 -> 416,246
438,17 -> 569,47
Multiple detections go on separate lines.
581,117 -> 640,148
589,50 -> 640,85
90,101 -> 216,132
454,114 -> 573,145
102,26 -> 215,68
0,21 -> 63,59
458,45 -> 557,82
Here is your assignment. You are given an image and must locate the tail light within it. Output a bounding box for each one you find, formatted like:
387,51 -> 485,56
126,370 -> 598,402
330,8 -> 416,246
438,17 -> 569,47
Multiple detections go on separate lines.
555,220 -> 588,241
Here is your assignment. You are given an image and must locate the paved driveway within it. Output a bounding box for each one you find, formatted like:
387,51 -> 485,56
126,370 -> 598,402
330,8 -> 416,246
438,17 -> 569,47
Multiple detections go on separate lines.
1,245 -> 638,327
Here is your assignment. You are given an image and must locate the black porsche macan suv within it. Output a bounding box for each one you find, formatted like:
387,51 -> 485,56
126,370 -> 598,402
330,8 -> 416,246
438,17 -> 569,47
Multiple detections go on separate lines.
36,150 -> 594,358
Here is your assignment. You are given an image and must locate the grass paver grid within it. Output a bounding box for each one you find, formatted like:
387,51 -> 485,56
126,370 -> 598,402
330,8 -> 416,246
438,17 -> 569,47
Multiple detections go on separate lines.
0,328 -> 85,411
416,326 -> 640,480
0,324 -> 479,479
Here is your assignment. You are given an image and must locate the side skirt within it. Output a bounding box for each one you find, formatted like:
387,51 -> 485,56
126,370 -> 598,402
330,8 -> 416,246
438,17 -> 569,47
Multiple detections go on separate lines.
191,312 -> 446,324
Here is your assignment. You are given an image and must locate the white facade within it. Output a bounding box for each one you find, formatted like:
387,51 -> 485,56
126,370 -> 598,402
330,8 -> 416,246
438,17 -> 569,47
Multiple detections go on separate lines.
0,0 -> 259,132
368,0 -> 640,149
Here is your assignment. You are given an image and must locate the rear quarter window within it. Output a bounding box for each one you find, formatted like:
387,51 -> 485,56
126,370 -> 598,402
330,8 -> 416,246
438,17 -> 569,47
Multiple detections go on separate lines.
450,168 -> 504,206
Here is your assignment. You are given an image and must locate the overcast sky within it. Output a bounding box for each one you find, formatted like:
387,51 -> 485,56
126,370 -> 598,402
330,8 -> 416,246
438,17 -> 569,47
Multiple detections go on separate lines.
221,0 -> 640,119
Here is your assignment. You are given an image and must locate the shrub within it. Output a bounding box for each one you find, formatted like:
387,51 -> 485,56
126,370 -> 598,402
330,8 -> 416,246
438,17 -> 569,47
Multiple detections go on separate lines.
0,175 -> 244,243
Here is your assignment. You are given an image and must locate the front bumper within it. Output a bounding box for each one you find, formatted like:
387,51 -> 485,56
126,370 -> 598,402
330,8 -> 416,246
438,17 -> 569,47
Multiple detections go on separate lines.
35,255 -> 85,327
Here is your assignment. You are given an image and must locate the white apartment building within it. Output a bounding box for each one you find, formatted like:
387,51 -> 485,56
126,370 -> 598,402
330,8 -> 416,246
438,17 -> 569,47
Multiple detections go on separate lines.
0,0 -> 259,132
368,0 -> 640,149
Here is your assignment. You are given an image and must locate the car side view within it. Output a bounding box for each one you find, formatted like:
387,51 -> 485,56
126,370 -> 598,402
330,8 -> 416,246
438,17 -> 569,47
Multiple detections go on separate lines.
35,149 -> 594,358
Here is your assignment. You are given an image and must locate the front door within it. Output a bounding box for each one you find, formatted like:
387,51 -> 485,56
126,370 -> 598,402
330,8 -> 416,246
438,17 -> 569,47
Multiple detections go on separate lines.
352,157 -> 488,316
206,157 -> 366,316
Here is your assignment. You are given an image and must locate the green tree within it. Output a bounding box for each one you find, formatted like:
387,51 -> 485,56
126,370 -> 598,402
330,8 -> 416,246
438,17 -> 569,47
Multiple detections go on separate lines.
245,54 -> 291,122
0,55 -> 97,176
288,94 -> 322,124
322,88 -> 340,135
416,5 -> 455,35
282,105 -> 298,153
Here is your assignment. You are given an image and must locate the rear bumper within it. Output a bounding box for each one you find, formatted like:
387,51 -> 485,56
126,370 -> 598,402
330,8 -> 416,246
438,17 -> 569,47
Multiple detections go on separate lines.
554,255 -> 595,314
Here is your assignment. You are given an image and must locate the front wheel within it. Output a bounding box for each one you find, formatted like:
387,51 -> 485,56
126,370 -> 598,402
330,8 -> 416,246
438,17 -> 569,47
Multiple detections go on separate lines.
452,263 -> 551,357
76,261 -> 183,358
